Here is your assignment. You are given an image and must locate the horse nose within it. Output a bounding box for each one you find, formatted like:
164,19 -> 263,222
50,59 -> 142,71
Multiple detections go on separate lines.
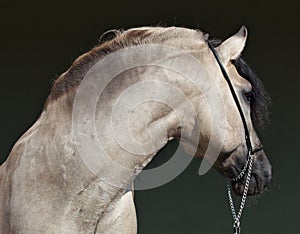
251,167 -> 271,194
262,166 -> 272,189
253,150 -> 272,191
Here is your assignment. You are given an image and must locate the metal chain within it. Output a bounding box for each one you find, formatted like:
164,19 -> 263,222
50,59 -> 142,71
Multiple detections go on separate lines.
226,153 -> 254,233
230,157 -> 250,182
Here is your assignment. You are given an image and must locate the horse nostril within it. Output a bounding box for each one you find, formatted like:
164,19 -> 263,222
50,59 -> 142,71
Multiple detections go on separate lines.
263,169 -> 272,187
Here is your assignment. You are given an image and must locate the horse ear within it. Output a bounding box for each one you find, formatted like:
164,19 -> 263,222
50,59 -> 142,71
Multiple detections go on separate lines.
216,26 -> 248,63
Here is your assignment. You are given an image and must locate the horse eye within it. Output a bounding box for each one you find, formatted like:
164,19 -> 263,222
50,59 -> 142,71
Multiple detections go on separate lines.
244,92 -> 252,102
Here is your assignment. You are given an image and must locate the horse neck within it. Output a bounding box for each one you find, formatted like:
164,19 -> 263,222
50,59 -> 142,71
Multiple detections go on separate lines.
42,76 -> 179,186
24,63 -> 198,192
34,76 -> 181,226
4,62 -> 201,230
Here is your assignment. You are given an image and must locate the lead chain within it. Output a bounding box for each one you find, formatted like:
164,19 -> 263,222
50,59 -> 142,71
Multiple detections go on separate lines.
226,153 -> 254,234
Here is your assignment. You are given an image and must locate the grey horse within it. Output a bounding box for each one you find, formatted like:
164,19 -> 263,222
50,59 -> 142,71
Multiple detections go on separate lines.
0,26 -> 271,233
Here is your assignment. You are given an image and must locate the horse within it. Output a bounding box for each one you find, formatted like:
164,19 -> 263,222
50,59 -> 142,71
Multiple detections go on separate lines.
0,26 -> 272,233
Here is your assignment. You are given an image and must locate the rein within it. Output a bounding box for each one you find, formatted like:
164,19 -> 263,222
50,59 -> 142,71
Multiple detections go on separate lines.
206,40 -> 263,234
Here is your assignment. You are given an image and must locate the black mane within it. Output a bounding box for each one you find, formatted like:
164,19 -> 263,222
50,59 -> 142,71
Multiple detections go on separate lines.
209,39 -> 270,128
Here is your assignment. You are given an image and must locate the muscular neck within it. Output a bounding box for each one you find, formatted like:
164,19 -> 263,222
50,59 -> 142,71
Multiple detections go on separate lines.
32,89 -> 180,232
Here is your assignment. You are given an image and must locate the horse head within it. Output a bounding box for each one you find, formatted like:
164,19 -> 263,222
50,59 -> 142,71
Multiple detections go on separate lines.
180,27 -> 272,196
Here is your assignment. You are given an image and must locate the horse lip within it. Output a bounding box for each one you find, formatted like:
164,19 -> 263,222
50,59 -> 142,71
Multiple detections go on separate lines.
231,174 -> 263,196
232,181 -> 256,196
231,181 -> 245,196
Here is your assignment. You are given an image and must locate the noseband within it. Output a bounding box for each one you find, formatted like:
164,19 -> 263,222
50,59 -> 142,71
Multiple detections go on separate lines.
206,40 -> 263,234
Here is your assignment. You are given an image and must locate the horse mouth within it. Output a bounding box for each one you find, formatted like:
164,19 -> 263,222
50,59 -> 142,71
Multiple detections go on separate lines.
230,173 -> 266,196
218,148 -> 272,196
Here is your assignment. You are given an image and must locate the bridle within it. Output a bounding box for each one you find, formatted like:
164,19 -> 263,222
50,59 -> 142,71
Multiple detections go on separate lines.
206,39 -> 264,234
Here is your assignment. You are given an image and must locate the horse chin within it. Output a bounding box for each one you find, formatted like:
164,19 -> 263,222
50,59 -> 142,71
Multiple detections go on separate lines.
231,176 -> 263,196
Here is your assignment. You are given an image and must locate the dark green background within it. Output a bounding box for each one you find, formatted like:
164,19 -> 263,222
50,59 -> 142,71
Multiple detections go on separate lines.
0,0 -> 298,233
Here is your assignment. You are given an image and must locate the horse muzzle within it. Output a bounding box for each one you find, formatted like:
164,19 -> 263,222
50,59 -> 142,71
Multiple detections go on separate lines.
231,150 -> 272,196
